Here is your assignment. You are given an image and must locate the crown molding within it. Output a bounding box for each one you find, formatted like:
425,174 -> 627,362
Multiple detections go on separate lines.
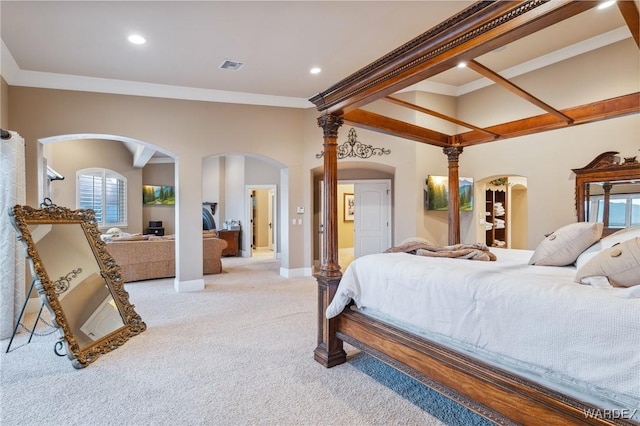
2,26 -> 630,108
1,39 -> 313,109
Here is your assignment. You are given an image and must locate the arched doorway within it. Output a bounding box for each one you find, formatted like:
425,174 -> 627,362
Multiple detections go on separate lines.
476,175 -> 528,249
202,153 -> 285,260
38,133 -> 176,234
312,161 -> 395,271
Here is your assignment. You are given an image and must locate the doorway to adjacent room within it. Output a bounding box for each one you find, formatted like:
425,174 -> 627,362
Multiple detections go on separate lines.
246,185 -> 277,259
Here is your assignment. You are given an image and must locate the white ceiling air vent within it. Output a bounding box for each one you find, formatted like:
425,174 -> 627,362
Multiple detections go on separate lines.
219,60 -> 244,71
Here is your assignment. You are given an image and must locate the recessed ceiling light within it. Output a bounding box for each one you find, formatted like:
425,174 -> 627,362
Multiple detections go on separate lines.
310,67 -> 322,74
457,62 -> 467,68
597,1 -> 616,9
128,34 -> 146,45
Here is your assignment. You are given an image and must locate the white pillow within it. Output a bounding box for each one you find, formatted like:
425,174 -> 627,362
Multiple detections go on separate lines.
575,237 -> 640,288
529,222 -> 603,266
105,227 -> 122,236
575,225 -> 640,270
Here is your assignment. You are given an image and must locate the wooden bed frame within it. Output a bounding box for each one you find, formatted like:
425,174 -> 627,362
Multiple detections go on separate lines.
311,2 -> 640,425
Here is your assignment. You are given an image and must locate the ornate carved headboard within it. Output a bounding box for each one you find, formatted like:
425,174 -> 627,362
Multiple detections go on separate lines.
573,152 -> 640,235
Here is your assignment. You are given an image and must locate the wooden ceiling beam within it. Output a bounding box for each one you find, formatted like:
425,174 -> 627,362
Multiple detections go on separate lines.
617,0 -> 640,48
343,93 -> 639,148
383,96 -> 499,138
343,109 -> 451,148
466,60 -> 574,124
456,93 -> 640,146
310,1 -> 597,115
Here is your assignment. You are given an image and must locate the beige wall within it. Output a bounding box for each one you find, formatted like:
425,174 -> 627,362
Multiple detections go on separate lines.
43,138 -> 143,233
458,38 -> 639,248
463,115 -> 639,248
8,86 -> 308,284
5,37 -> 640,284
1,77 -> 8,128
142,163 -> 176,235
304,39 -> 639,252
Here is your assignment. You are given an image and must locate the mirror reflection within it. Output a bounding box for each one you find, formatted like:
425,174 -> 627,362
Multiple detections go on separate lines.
585,181 -> 640,228
27,223 -> 125,349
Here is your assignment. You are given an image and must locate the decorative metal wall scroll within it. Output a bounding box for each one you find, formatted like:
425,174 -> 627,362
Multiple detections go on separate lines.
316,128 -> 391,160
53,268 -> 83,294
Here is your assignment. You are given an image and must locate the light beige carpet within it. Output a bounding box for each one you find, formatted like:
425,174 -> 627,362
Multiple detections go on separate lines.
1,256 -> 450,426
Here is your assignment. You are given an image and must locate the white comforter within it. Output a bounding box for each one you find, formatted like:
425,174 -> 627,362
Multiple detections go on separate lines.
327,249 -> 640,411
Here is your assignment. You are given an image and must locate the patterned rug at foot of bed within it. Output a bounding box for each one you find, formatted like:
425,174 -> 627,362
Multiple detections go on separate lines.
350,353 -> 494,426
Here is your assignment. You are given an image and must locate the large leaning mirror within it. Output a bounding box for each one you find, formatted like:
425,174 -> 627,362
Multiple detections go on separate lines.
9,202 -> 146,368
573,151 -> 640,236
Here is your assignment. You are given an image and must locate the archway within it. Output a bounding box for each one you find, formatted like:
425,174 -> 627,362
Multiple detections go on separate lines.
475,175 -> 528,249
202,152 -> 286,262
38,133 -> 176,233
311,161 -> 396,272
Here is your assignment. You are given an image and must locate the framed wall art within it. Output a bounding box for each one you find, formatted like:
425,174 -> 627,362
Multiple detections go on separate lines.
424,176 -> 474,212
344,193 -> 354,221
143,185 -> 175,205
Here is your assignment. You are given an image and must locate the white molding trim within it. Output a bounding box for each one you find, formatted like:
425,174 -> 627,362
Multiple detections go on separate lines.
280,267 -> 313,278
1,40 -> 20,82
148,157 -> 175,164
173,278 -> 205,293
1,39 -> 313,109
2,27 -> 630,107
133,145 -> 157,168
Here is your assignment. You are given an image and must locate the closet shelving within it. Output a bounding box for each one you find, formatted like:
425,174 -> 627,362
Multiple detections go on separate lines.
485,187 -> 507,248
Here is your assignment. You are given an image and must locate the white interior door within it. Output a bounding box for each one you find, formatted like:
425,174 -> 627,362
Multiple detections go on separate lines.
354,181 -> 390,258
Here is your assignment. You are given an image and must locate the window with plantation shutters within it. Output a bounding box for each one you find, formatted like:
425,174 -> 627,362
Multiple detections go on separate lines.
77,168 -> 127,228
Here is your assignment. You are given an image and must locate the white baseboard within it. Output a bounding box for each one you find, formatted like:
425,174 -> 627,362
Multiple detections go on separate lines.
279,267 -> 313,278
173,278 -> 205,292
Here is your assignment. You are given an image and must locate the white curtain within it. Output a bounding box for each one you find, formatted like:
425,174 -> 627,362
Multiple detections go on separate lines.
0,131 -> 26,339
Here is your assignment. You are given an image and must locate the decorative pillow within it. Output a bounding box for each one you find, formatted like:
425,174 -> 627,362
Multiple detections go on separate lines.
384,237 -> 433,253
575,226 -> 640,270
528,222 -> 603,266
575,237 -> 640,288
102,227 -> 123,240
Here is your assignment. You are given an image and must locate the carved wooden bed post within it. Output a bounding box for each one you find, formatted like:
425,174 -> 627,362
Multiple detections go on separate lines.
314,114 -> 347,367
444,145 -> 463,245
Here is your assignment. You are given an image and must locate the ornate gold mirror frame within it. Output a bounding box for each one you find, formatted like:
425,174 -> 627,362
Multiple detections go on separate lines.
9,203 -> 146,368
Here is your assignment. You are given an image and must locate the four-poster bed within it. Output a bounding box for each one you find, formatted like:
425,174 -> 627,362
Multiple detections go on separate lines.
312,1 -> 640,425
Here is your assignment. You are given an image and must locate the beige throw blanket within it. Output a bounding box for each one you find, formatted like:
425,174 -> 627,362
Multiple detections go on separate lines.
385,240 -> 496,261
